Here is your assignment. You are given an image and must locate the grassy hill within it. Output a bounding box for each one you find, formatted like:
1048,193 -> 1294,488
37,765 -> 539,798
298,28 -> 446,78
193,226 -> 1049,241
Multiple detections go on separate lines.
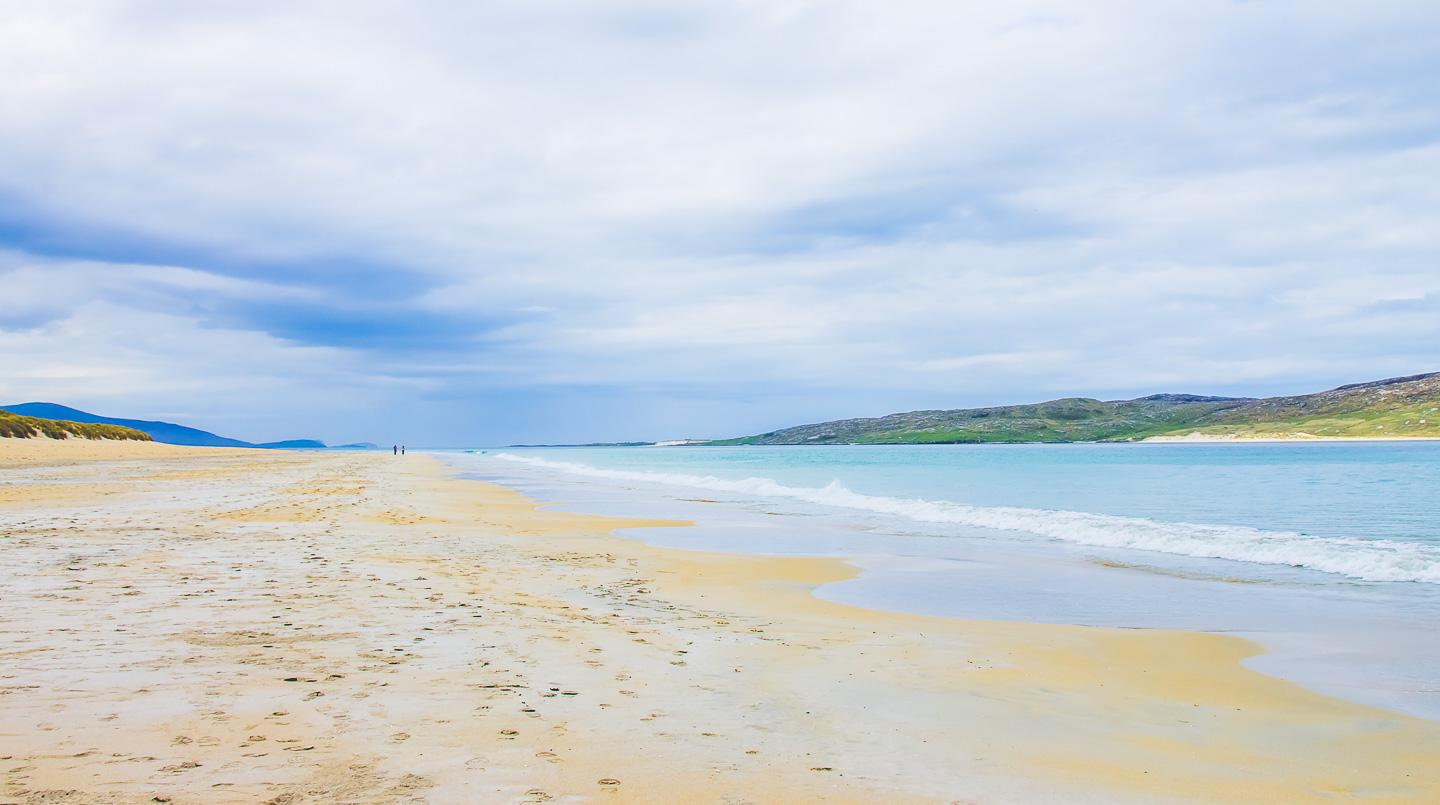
1156,373 -> 1440,439
714,373 -> 1440,444
1,402 -> 253,447
0,403 -> 340,449
0,409 -> 152,441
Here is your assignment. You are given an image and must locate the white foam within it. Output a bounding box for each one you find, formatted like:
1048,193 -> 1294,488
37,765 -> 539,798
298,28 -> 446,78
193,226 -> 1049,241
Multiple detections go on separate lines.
492,452 -> 1440,584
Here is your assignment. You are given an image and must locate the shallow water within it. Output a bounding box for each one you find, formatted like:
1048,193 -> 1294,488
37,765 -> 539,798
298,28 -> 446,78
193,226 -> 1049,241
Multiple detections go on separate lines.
437,443 -> 1440,718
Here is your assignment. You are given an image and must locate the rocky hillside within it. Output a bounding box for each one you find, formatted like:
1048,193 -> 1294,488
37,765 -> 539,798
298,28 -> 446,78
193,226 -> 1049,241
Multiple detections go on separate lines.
713,373 -> 1440,444
0,409 -> 152,441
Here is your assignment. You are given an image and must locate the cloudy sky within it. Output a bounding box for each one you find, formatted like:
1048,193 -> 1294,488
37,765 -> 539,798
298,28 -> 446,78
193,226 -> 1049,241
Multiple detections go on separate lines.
2,1 -> 1438,445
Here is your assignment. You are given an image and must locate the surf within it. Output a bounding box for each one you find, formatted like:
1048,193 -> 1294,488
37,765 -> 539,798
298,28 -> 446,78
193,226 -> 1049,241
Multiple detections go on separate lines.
493,452 -> 1440,584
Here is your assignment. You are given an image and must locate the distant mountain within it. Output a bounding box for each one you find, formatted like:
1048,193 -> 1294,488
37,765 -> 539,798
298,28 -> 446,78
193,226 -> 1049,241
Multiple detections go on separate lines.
507,442 -> 656,448
0,403 -> 334,449
713,372 -> 1440,444
258,439 -> 378,450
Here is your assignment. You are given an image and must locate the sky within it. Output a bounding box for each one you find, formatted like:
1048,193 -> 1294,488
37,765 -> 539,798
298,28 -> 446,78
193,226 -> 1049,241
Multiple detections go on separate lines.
2,1 -> 1438,446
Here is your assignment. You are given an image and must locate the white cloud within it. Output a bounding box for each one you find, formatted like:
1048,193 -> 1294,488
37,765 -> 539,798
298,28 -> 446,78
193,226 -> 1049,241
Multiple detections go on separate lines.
0,1 -> 1437,440
0,251 -> 315,314
0,257 -> 416,440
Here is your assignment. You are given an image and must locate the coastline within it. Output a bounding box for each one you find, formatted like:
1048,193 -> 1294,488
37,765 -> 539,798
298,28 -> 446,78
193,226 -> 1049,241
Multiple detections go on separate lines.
2,440 -> 1437,802
686,435 -> 1440,446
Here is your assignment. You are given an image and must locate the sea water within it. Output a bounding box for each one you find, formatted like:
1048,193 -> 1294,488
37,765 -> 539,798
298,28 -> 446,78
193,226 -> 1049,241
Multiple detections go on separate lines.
438,443 -> 1440,718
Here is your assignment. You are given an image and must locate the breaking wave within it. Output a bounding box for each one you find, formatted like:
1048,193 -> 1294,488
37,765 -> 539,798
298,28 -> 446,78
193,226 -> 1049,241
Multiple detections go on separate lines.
493,452 -> 1440,584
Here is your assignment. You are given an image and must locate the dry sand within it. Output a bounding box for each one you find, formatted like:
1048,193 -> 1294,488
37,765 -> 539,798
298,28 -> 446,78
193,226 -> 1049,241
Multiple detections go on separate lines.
0,436 -> 256,469
1,437 -> 1437,803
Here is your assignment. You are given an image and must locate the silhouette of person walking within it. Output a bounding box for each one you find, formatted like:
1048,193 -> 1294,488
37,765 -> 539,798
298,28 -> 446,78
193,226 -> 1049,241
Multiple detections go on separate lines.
401,445 -> 406,455
393,444 -> 398,455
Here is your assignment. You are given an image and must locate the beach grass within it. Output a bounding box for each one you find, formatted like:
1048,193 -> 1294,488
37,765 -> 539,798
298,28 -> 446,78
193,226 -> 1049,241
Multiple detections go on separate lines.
0,409 -> 151,441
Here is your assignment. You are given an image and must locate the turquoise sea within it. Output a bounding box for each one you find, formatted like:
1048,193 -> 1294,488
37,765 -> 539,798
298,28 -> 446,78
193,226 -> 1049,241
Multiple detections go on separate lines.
441,442 -> 1440,717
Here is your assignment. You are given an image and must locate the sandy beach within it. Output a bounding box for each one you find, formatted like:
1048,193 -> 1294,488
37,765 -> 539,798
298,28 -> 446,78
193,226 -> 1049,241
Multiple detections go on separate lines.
2,438 -> 1438,803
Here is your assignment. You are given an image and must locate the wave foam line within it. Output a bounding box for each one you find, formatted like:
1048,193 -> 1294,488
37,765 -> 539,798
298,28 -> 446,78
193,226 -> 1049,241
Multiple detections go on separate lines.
492,453 -> 1440,584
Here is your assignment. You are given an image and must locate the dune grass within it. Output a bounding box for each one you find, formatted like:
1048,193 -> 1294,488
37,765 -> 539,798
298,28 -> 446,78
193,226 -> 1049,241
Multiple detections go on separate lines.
0,410 -> 152,441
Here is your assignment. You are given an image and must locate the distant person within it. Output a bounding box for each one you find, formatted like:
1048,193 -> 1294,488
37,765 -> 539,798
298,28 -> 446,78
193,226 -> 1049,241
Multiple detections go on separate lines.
393,444 -> 398,455
401,445 -> 406,455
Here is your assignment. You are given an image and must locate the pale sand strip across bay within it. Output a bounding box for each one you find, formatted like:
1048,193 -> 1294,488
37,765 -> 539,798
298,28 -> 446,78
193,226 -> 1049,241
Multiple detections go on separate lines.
1,437 -> 1437,803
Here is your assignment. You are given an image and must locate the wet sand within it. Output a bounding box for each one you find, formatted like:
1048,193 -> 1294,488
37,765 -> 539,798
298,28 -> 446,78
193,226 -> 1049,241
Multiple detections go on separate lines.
1,438 -> 1437,803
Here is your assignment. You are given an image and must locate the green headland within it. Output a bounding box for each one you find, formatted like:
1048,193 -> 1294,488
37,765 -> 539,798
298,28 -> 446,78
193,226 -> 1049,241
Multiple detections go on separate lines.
712,372 -> 1440,445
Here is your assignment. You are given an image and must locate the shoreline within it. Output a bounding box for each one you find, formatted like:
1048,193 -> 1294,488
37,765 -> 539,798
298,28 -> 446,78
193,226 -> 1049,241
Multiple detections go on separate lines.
463,450 -> 1440,711
2,439 -> 1438,802
651,436 -> 1440,446
396,457 -> 1440,801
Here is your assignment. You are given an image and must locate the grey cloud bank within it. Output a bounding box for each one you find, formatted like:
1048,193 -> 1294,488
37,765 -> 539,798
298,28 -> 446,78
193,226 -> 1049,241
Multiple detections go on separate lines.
0,1 -> 1437,444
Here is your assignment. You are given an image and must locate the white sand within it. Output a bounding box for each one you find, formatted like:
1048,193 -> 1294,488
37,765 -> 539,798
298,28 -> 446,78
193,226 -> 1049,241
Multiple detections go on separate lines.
2,440 -> 1437,803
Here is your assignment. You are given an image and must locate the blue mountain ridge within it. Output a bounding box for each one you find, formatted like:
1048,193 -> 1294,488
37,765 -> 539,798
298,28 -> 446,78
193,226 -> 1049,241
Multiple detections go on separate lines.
0,403 -> 354,449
